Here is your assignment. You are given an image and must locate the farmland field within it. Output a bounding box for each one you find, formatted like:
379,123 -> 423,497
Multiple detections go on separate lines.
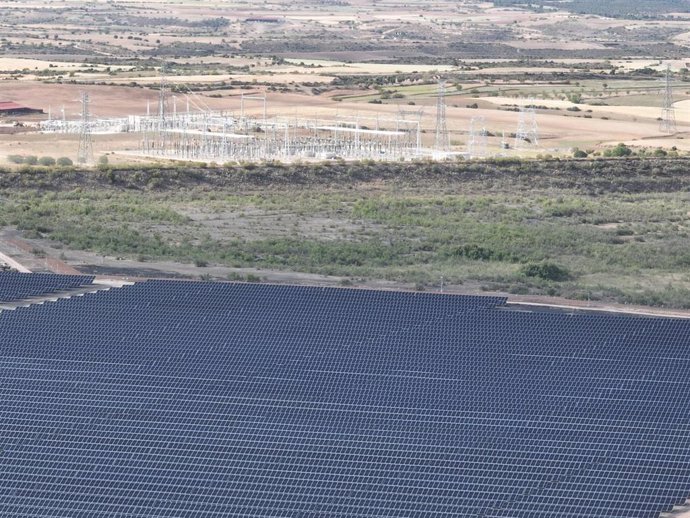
1,0 -> 690,163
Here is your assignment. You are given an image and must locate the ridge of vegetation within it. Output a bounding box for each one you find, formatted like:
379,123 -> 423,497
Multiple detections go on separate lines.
0,158 -> 689,308
1,158 -> 689,193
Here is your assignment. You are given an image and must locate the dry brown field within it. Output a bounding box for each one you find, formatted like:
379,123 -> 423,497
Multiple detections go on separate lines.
0,0 -> 689,163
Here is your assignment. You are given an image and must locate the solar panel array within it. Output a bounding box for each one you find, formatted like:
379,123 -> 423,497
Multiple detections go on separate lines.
0,271 -> 94,302
0,277 -> 690,517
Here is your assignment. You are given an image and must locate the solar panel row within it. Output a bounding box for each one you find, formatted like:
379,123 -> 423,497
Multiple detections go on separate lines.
0,277 -> 688,517
0,271 -> 94,303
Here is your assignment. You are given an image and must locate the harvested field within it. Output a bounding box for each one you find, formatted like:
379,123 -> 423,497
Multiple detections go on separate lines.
0,0 -> 687,160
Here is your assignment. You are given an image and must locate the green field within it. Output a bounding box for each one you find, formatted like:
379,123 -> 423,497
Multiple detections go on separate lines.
0,159 -> 689,307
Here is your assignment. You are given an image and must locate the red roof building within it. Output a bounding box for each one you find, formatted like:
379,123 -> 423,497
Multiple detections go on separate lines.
0,101 -> 43,116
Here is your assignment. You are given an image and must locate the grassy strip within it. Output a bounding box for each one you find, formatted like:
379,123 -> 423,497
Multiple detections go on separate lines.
0,158 -> 689,307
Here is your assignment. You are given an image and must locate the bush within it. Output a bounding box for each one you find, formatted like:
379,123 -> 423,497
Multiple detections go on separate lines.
38,156 -> 56,166
604,143 -> 632,157
572,148 -> 588,159
56,157 -> 73,167
7,155 -> 24,164
23,155 -> 38,165
453,244 -> 512,262
521,262 -> 571,282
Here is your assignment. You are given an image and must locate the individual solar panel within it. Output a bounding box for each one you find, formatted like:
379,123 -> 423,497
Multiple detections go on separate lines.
0,277 -> 688,517
0,271 -> 94,302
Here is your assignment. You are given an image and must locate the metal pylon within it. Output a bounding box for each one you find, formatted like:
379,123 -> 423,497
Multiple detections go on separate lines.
398,106 -> 424,156
660,65 -> 677,134
158,72 -> 169,123
434,80 -> 450,152
468,116 -> 487,159
77,92 -> 93,165
514,99 -> 538,150
157,67 -> 171,155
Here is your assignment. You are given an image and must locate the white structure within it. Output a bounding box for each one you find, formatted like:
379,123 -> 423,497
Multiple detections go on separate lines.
660,65 -> 677,134
514,100 -> 539,150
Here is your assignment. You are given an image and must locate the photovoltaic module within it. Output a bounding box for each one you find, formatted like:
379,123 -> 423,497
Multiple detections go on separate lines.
0,276 -> 689,517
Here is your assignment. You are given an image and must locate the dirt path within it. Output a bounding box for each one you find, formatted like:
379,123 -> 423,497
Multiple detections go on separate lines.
662,503 -> 690,517
0,231 -> 83,275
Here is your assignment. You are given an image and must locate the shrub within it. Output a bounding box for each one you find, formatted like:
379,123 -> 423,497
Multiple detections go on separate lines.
453,244 -> 509,262
38,156 -> 56,166
7,155 -> 24,164
56,157 -> 73,167
521,262 -> 571,282
604,143 -> 632,157
23,155 -> 38,165
572,148 -> 588,159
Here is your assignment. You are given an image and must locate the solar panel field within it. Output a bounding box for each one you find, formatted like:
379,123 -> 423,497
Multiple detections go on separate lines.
1,275 -> 690,517
0,271 -> 94,302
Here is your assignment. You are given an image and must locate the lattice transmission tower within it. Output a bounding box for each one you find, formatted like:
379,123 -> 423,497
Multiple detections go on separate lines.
158,76 -> 170,125
398,105 -> 424,155
467,116 -> 487,158
514,99 -> 539,150
77,92 -> 93,165
660,65 -> 677,134
156,67 -> 172,154
434,80 -> 450,152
